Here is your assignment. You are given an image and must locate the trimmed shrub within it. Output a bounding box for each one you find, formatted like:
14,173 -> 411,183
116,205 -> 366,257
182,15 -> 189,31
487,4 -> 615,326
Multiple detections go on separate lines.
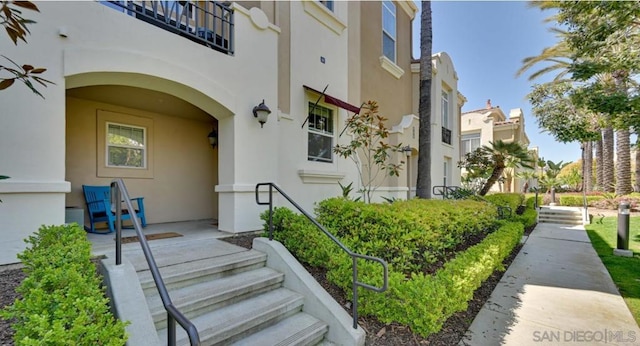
559,195 -> 604,207
1,224 -> 128,345
483,193 -> 524,212
262,198 -> 526,337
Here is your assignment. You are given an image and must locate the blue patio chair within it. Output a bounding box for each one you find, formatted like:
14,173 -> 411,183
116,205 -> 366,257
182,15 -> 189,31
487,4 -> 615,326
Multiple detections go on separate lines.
82,185 -> 147,233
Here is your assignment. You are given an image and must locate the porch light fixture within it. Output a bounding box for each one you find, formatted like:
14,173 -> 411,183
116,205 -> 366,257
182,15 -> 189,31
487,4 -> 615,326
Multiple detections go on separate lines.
208,129 -> 218,149
402,146 -> 412,157
253,100 -> 271,128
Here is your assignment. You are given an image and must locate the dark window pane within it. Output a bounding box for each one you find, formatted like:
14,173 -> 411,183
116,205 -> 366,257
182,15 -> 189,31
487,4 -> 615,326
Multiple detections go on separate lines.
308,133 -> 333,162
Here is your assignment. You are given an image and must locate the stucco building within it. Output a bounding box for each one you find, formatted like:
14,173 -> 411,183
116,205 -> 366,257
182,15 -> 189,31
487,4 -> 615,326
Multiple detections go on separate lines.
0,0 -> 464,264
461,100 -> 533,193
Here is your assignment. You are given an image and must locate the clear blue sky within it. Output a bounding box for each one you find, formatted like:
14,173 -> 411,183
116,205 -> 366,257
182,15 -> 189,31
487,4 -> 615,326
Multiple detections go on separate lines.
412,1 -> 582,164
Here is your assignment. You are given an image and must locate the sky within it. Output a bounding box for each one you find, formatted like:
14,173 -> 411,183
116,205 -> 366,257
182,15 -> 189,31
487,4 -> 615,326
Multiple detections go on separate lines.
412,1 -> 582,164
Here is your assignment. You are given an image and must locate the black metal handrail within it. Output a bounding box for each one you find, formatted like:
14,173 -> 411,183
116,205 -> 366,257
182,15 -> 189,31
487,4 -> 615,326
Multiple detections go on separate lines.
432,185 -> 464,199
255,183 -> 388,329
111,178 -> 200,346
105,0 -> 234,55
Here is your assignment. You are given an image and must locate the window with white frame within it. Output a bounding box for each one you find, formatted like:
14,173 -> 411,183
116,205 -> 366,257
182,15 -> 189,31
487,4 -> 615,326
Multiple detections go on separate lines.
382,0 -> 396,63
462,133 -> 481,156
319,0 -> 334,11
106,122 -> 147,168
308,103 -> 334,163
441,90 -> 450,129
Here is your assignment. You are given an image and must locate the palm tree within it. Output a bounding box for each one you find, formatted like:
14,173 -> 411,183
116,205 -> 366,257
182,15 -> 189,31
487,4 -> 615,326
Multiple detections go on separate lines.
416,1 -> 432,199
516,34 -> 573,82
478,140 -> 534,196
616,128 -> 633,195
595,138 -> 603,190
635,140 -> 640,192
602,127 -> 615,192
582,141 -> 593,192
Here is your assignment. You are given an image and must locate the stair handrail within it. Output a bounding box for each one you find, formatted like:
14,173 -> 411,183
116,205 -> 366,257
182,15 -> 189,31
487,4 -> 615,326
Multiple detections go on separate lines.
111,178 -> 200,346
255,182 -> 388,330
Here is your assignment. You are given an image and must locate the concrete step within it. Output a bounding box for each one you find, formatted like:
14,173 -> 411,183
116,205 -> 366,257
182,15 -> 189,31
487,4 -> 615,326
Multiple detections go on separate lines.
137,249 -> 267,293
148,267 -> 284,329
539,208 -> 583,225
230,312 -> 328,346
157,288 -> 305,346
123,237 -> 249,271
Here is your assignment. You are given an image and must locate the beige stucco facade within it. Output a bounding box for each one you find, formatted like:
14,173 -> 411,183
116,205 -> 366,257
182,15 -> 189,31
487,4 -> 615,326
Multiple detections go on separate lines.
461,102 -> 533,193
1,0 -> 466,264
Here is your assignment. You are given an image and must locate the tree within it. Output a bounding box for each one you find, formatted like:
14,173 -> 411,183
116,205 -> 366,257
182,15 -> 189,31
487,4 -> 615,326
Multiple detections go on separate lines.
601,127 -> 615,193
595,139 -> 603,190
459,140 -> 534,196
0,1 -> 52,97
635,140 -> 640,192
582,141 -> 593,192
616,128 -> 633,195
334,100 -> 403,203
416,1 -> 432,199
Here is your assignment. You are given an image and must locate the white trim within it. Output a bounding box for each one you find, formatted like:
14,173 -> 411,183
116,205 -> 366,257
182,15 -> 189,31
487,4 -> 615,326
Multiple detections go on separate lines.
302,1 -> 346,35
397,0 -> 418,20
390,114 -> 418,134
0,180 -> 71,194
215,184 -> 266,193
379,55 -> 404,79
297,170 -> 345,184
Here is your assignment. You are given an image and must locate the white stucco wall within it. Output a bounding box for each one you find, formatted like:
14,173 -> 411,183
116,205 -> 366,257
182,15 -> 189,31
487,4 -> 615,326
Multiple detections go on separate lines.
0,2 -> 279,263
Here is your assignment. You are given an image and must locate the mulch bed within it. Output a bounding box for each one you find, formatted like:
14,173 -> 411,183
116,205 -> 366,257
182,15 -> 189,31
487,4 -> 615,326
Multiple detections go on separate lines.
0,266 -> 25,345
221,226 -> 528,346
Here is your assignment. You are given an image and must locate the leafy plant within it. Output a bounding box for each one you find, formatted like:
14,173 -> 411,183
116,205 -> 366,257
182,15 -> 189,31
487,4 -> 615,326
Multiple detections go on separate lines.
0,1 -> 54,98
334,100 -> 404,203
1,224 -> 128,345
337,181 -> 361,202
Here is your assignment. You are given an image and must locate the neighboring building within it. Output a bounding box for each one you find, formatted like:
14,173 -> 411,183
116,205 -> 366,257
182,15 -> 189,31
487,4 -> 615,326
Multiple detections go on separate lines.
461,100 -> 533,193
0,0 -> 462,264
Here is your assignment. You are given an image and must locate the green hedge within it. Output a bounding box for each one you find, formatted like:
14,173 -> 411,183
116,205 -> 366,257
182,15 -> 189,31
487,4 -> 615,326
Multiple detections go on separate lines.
263,198 -> 525,337
334,221 -> 524,336
314,198 -> 498,273
1,224 -> 128,345
559,195 -> 604,206
483,193 -> 524,212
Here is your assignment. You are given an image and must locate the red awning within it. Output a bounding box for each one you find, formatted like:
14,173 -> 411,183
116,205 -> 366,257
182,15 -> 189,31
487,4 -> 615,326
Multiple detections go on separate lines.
303,85 -> 360,114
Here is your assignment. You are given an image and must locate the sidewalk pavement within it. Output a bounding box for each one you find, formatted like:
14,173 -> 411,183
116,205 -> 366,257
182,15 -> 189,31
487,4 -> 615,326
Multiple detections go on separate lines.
460,222 -> 640,346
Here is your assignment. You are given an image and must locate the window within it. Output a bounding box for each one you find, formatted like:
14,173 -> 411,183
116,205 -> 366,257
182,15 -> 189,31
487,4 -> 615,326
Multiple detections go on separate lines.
319,0 -> 334,11
441,91 -> 449,129
308,103 -> 334,163
106,122 -> 146,168
382,0 -> 396,62
462,133 -> 481,156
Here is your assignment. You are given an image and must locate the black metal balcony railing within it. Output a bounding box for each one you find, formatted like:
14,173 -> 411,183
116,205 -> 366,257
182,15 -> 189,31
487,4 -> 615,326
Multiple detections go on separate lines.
441,126 -> 452,145
106,1 -> 234,55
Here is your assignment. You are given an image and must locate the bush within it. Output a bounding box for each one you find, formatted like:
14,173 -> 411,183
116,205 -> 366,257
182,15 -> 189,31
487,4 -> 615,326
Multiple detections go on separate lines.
262,198 -> 526,337
329,221 -> 524,336
514,196 -> 539,228
1,224 -> 128,345
559,195 -> 604,207
314,198 -> 498,273
483,193 -> 524,211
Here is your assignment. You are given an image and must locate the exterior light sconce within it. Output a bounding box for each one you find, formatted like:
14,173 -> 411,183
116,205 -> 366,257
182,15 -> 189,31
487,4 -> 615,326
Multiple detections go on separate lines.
402,146 -> 412,157
208,129 -> 218,149
253,100 -> 271,128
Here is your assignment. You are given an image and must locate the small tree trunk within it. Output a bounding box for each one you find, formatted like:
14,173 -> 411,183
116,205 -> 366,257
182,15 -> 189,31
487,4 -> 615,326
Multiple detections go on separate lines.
602,127 -> 615,192
583,141 -> 593,192
480,166 -> 504,196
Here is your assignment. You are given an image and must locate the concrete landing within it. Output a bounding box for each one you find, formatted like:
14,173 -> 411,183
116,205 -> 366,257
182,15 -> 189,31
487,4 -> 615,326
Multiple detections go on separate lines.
461,222 -> 640,346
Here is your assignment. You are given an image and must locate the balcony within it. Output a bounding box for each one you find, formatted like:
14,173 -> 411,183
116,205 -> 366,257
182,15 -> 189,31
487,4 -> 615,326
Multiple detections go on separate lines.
441,127 -> 452,145
105,1 -> 234,55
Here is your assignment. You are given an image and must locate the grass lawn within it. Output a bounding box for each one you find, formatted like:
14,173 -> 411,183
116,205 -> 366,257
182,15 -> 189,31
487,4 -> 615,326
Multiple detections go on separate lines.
585,216 -> 640,325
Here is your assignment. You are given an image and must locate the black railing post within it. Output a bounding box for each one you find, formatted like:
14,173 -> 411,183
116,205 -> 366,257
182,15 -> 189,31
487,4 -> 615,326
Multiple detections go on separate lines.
352,256 -> 358,329
269,184 -> 274,240
113,182 -> 122,266
168,314 -> 176,346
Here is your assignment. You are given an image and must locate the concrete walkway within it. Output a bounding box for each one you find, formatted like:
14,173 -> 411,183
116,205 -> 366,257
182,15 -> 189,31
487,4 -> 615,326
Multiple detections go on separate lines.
461,222 -> 640,346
